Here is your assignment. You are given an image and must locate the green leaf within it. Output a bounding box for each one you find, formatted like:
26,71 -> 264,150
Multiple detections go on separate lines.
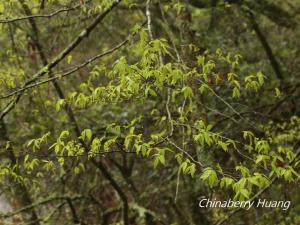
182,86 -> 193,98
232,87 -> 240,98
200,167 -> 218,188
255,155 -> 270,168
236,166 -> 250,177
180,161 -> 188,173
67,55 -> 72,64
81,129 -> 92,141
103,137 -> 117,152
154,153 -> 165,167
217,141 -> 229,152
275,88 -> 281,97
55,99 -> 65,111
220,177 -> 234,188
257,71 -> 266,86
59,130 -> 69,140
240,188 -> 250,199
197,55 -> 205,66
199,84 -> 208,94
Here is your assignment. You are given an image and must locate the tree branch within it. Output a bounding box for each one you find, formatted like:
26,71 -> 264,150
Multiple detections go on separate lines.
0,195 -> 84,218
0,22 -> 146,100
246,10 -> 284,81
214,147 -> 300,225
0,0 -> 122,120
0,3 -> 82,23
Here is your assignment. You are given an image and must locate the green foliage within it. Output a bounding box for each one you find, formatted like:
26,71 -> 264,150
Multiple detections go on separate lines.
200,167 -> 218,188
0,1 -> 299,224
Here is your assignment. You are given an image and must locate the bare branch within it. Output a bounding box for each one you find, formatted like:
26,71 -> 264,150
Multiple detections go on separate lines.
0,3 -> 82,23
0,195 -> 84,218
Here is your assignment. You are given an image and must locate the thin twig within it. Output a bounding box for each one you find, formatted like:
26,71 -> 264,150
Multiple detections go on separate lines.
0,195 -> 84,218
167,137 -> 203,168
0,3 -> 82,23
0,22 -> 146,99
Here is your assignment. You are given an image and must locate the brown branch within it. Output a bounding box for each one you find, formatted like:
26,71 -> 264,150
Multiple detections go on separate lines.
0,3 -> 82,23
15,150 -> 137,159
66,197 -> 86,225
188,0 -> 296,28
246,10 -> 284,81
0,195 -> 84,218
90,159 -> 129,225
